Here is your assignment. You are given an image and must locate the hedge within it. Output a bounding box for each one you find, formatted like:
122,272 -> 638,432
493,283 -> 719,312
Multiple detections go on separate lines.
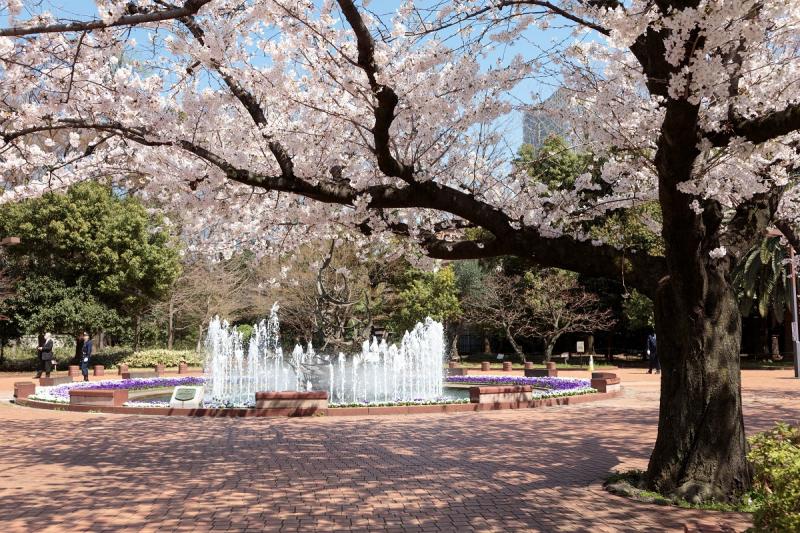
0,346 -> 75,371
748,423 -> 800,532
120,349 -> 203,369
0,346 -> 203,371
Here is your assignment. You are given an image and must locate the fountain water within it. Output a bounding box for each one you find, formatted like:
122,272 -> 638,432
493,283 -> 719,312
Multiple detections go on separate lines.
203,304 -> 444,406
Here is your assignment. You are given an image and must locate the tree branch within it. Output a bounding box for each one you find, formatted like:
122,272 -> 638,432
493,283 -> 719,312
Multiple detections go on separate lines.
0,0 -> 212,37
337,0 -> 414,182
707,104 -> 800,147
776,220 -> 800,253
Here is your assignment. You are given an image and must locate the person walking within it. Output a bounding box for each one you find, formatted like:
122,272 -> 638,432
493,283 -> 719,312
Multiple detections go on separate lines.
646,332 -> 660,374
79,331 -> 92,382
35,332 -> 54,378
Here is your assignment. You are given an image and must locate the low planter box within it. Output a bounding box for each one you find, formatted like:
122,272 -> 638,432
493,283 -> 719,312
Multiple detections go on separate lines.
118,364 -> 129,375
14,381 -> 36,400
254,391 -> 328,412
154,364 -> 165,374
68,365 -> 80,377
69,388 -> 129,407
502,362 -> 513,372
121,371 -> 160,379
93,365 -> 104,376
590,372 -> 621,393
525,361 -> 558,377
469,385 -> 534,404
524,368 -> 558,378
480,362 -> 491,371
39,375 -> 73,386
178,362 -> 189,374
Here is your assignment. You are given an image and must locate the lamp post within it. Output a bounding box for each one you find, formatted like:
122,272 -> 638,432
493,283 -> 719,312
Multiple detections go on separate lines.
790,246 -> 800,379
766,229 -> 800,377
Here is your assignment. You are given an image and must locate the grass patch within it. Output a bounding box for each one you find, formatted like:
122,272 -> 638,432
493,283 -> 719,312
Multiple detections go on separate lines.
604,470 -> 761,513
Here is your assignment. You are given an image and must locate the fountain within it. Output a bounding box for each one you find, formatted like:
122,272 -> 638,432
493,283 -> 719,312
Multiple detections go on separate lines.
203,304 -> 445,406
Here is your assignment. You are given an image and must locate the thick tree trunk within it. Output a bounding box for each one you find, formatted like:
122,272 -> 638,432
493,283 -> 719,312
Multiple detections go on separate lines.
504,325 -> 525,363
167,299 -> 175,350
647,274 -> 752,502
543,338 -> 556,361
196,324 -> 204,352
133,315 -> 142,352
647,98 -> 754,501
450,331 -> 460,361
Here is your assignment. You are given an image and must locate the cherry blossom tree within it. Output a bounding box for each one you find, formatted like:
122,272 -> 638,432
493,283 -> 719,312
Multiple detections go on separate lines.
0,0 -> 799,500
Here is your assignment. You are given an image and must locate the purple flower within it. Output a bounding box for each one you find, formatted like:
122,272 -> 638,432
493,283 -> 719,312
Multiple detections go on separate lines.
445,375 -> 590,391
35,376 -> 206,402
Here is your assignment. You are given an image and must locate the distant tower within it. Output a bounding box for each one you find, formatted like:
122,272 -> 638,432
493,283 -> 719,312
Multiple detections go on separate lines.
522,88 -> 571,148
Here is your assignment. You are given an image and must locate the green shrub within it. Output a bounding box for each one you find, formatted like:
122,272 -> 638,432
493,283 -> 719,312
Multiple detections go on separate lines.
0,345 -> 74,371
91,346 -> 135,368
120,349 -> 203,369
748,423 -> 800,532
236,324 -> 254,345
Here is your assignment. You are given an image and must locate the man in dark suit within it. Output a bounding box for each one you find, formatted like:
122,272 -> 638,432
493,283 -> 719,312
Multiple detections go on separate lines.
646,332 -> 660,374
80,331 -> 92,382
35,332 -> 54,378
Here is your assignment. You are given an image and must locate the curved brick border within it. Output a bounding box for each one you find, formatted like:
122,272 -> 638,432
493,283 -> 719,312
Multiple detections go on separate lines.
13,389 -> 621,417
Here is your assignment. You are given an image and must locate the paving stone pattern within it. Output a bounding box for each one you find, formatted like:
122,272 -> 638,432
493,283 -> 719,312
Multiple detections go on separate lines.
0,368 -> 798,532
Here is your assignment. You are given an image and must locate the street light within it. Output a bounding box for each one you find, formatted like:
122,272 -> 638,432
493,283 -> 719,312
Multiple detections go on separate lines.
790,246 -> 800,379
769,229 -> 800,378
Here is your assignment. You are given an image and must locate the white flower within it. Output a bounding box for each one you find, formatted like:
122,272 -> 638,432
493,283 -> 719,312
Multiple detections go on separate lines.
709,246 -> 727,259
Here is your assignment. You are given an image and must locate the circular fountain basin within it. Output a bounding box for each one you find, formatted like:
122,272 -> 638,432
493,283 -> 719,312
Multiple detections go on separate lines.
128,387 -> 175,402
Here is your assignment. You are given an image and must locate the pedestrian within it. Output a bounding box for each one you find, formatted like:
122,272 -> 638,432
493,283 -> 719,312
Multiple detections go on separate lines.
80,331 -> 92,382
35,332 -> 54,378
646,332 -> 660,374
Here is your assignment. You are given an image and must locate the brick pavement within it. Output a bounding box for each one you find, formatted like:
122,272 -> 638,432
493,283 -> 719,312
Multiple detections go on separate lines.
0,368 -> 797,532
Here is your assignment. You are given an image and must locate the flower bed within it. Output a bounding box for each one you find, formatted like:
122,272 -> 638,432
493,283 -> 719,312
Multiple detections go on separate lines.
26,374 -> 598,411
445,374 -> 594,397
29,376 -> 205,404
330,397 -> 471,408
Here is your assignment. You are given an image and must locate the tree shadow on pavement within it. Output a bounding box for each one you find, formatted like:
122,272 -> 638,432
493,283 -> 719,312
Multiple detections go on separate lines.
0,397 -> 774,532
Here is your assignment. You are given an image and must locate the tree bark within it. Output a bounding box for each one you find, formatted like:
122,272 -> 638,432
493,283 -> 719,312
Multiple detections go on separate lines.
544,338 -> 556,361
449,329 -> 460,361
196,323 -> 204,353
645,94 -> 754,501
167,298 -> 175,350
646,273 -> 752,502
504,325 -> 525,363
133,315 -> 142,352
